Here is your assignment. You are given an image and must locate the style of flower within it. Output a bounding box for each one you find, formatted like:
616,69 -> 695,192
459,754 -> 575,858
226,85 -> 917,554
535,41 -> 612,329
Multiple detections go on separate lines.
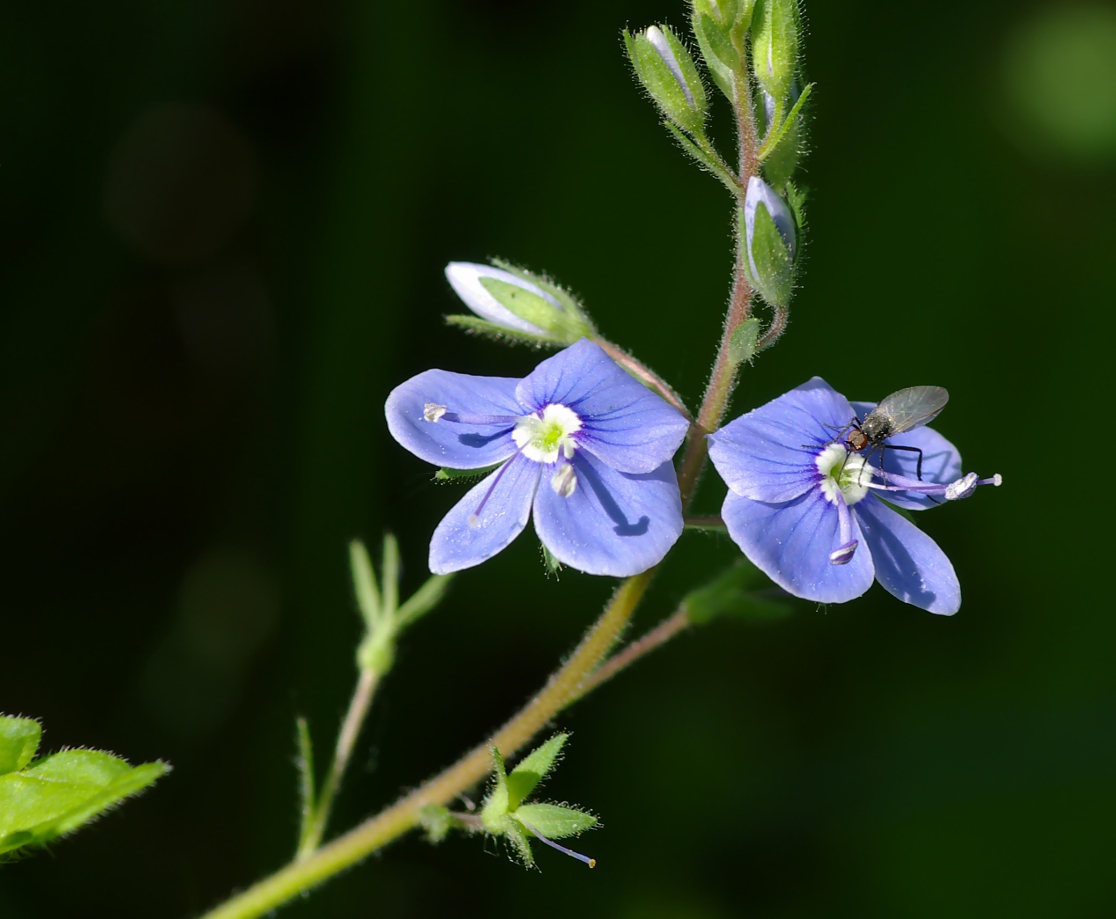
707,377 -> 1001,614
385,339 -> 690,577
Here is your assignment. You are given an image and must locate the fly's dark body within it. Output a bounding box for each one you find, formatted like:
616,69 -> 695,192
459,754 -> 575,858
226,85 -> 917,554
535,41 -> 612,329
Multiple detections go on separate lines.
840,385 -> 949,481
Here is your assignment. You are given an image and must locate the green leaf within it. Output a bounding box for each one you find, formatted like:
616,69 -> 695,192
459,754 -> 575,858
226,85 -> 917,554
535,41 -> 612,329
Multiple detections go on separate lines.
0,750 -> 169,856
684,561 -> 794,624
489,260 -> 595,328
692,9 -> 740,99
433,463 -> 501,482
445,314 -> 560,349
480,747 -> 510,831
515,803 -> 597,839
728,318 -> 761,366
0,717 -> 41,775
752,0 -> 800,101
396,573 -> 453,628
348,539 -> 381,630
504,819 -> 535,867
507,734 -> 567,810
380,533 -> 400,622
541,543 -> 563,576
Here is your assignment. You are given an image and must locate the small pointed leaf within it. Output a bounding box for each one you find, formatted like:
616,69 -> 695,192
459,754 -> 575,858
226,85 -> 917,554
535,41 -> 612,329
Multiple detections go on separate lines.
0,717 -> 41,775
728,318 -> 761,366
515,803 -> 597,839
481,747 -> 510,831
445,314 -> 560,349
504,819 -> 535,867
684,561 -> 794,624
433,463 -> 501,482
507,734 -> 567,809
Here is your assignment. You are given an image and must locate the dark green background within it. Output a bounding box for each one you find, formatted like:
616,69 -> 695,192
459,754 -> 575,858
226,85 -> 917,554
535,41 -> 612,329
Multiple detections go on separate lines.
2,1 -> 1113,917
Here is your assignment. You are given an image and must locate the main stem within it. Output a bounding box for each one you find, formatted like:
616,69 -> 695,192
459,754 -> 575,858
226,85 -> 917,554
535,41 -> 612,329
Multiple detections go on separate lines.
199,54 -> 760,919
197,572 -> 653,919
677,71 -> 757,508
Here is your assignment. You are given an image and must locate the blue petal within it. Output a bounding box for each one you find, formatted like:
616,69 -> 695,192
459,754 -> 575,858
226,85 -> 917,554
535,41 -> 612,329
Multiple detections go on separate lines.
516,339 -> 689,473
721,488 -> 874,604
709,377 -> 855,503
386,369 -> 522,469
532,452 -> 683,577
850,401 -> 962,511
854,496 -> 960,615
429,455 -> 540,574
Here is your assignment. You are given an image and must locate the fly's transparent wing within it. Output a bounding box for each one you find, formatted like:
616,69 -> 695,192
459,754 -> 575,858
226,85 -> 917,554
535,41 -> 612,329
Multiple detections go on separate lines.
874,385 -> 949,435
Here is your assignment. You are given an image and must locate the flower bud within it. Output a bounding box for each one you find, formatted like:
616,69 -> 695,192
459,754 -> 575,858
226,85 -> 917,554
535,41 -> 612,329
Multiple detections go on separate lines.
741,176 -> 796,307
625,25 -> 708,134
690,0 -> 755,99
751,0 -> 799,102
444,262 -> 593,346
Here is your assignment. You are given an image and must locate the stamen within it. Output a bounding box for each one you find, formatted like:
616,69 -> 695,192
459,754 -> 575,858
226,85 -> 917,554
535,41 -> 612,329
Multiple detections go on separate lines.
945,472 -> 1003,501
551,463 -> 578,498
468,458 -> 517,527
517,818 -> 596,869
829,492 -> 858,565
866,466 -> 1003,499
424,403 -> 447,423
442,412 -> 521,425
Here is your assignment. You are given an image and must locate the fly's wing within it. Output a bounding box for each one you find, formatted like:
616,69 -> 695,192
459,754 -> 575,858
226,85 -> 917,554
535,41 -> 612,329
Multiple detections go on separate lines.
874,385 -> 949,435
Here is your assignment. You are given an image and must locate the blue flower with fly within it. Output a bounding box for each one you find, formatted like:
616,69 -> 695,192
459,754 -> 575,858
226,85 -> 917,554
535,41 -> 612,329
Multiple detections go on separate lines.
708,377 -> 1000,614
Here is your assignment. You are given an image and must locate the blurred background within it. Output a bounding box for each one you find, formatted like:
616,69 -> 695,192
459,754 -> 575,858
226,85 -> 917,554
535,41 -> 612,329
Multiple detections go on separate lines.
1,1 -> 1114,916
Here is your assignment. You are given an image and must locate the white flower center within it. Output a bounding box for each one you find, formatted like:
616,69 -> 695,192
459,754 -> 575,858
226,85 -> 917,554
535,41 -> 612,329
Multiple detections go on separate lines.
815,443 -> 871,506
512,403 -> 582,463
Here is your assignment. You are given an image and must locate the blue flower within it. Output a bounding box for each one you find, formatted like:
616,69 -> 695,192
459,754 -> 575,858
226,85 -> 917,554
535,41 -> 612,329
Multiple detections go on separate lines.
385,339 -> 690,577
707,378 -> 1001,614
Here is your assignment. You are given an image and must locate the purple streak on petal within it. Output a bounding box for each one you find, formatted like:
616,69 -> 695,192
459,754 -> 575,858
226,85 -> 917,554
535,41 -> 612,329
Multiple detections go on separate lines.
428,455 -> 540,574
721,488 -> 874,604
445,262 -> 556,335
708,377 -> 854,503
849,402 -> 962,511
517,339 -> 689,473
386,369 -> 522,469
854,496 -> 960,615
532,452 -> 683,577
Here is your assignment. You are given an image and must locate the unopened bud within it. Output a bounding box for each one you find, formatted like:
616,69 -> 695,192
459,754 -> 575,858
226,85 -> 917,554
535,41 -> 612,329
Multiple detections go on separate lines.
742,176 -> 796,307
751,0 -> 799,102
625,25 -> 708,134
445,262 -> 592,345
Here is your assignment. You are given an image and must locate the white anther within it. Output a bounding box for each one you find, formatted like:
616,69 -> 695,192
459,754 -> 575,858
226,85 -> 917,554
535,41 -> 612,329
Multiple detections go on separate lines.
424,403 -> 447,423
551,464 -> 578,498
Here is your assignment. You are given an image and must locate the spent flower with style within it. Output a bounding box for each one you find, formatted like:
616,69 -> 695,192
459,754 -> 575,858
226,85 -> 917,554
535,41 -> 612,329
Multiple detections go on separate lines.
386,339 -> 689,577
708,378 -> 1000,614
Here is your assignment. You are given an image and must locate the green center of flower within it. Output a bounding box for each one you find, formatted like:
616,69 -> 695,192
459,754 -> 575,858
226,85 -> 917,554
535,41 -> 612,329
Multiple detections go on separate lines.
815,443 -> 871,506
513,403 -> 582,464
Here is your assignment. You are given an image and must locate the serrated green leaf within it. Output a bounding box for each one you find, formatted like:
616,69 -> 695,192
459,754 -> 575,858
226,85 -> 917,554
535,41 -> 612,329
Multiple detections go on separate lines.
445,314 -> 559,349
0,751 -> 168,855
515,803 -> 597,839
507,734 -> 567,810
728,318 -> 761,365
684,561 -> 794,624
0,717 -> 41,775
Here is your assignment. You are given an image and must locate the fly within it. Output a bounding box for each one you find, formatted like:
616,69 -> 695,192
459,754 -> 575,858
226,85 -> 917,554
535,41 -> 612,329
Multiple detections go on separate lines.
839,385 -> 949,482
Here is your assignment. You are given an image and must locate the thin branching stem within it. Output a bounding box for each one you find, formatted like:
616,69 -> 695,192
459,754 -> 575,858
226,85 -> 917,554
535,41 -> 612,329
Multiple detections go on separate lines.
297,667 -> 382,858
572,608 -> 691,703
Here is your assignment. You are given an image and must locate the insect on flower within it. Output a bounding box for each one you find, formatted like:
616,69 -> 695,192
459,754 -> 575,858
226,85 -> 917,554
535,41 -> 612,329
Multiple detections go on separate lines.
835,385 -> 949,482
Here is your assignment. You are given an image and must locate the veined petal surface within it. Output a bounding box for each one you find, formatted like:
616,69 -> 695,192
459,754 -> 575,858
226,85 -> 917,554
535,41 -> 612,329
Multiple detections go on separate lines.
429,455 -> 540,574
854,496 -> 960,615
721,489 -> 875,604
386,369 -> 522,469
532,453 -> 683,577
709,377 -> 854,503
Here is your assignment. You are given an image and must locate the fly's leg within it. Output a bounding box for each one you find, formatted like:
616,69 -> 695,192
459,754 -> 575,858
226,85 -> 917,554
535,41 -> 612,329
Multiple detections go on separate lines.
884,443 -> 925,480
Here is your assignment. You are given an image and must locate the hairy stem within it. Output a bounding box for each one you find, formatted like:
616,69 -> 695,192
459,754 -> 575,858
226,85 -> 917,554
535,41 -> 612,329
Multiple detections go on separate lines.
196,571 -> 654,919
676,70 -> 758,509
572,608 -> 691,703
297,666 -> 382,858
